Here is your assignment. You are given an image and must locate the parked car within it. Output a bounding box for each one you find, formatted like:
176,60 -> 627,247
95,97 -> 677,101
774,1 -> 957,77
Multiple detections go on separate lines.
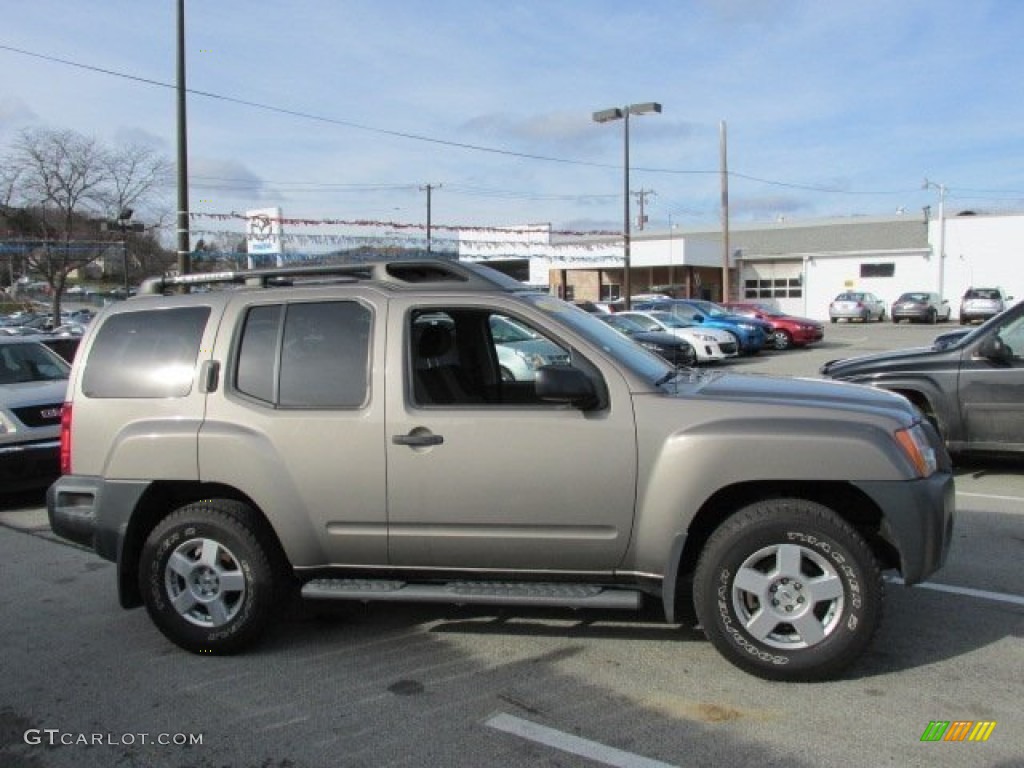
821,298 -> 1024,457
489,314 -> 570,381
47,258 -> 954,682
597,314 -> 698,368
616,310 -> 737,362
48,323 -> 88,337
634,299 -> 769,354
829,292 -> 886,323
890,292 -> 951,324
0,337 -> 70,491
960,287 -> 1010,325
721,302 -> 825,350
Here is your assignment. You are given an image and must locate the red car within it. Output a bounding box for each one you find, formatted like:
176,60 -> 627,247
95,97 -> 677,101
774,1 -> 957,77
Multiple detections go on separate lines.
722,302 -> 825,350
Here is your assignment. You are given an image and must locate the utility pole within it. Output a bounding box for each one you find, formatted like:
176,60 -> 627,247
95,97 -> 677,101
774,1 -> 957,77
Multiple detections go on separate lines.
633,189 -> 656,230
923,179 -> 946,298
719,120 -> 730,303
420,183 -> 441,254
176,0 -> 191,278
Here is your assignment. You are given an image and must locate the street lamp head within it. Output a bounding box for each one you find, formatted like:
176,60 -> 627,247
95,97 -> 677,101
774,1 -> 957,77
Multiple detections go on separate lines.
627,102 -> 662,116
592,107 -> 625,123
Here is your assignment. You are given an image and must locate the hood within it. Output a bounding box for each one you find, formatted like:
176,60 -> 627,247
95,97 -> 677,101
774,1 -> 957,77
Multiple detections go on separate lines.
1,379 -> 69,409
819,345 -> 952,378
667,369 -> 915,422
781,315 -> 822,326
630,330 -> 686,347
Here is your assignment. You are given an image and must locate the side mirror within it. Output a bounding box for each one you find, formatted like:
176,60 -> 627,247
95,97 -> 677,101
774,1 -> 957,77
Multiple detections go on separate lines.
978,336 -> 1012,363
535,365 -> 598,409
692,313 -> 705,323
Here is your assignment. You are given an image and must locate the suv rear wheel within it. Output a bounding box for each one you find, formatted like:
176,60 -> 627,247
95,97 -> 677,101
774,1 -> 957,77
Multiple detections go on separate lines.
693,498 -> 882,681
139,500 -> 283,654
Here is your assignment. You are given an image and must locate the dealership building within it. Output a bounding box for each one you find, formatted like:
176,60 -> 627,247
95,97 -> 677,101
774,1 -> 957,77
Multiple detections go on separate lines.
458,211 -> 1023,320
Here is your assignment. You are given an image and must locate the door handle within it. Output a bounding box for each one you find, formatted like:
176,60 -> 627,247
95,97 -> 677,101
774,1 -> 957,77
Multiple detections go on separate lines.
392,433 -> 444,447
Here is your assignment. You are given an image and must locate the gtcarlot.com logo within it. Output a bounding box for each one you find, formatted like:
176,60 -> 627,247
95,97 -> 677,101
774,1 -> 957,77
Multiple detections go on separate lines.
23,729 -> 203,747
920,721 -> 997,743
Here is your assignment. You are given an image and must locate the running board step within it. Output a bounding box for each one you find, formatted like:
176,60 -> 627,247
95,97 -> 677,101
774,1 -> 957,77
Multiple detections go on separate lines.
300,579 -> 642,610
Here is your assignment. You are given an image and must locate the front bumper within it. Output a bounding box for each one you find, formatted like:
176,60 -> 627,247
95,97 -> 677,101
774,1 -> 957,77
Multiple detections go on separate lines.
853,472 -> 955,585
0,438 -> 60,491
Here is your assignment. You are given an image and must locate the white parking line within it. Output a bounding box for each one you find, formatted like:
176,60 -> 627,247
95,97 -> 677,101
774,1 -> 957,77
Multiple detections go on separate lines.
889,577 -> 1024,607
485,713 -> 679,768
956,492 -> 1024,503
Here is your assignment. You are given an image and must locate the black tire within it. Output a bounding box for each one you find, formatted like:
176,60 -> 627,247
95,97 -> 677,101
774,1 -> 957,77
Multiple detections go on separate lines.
139,500 -> 284,655
830,317 -> 837,324
693,499 -> 883,682
891,317 -> 900,324
878,309 -> 885,322
771,330 -> 792,351
927,309 -> 937,324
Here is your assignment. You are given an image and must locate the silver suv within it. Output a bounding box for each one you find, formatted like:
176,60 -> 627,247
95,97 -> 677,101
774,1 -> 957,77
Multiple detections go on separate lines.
48,260 -> 955,681
960,287 -> 1010,324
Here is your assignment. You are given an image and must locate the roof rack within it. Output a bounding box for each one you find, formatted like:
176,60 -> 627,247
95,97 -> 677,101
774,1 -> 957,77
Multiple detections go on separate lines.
137,258 -> 536,296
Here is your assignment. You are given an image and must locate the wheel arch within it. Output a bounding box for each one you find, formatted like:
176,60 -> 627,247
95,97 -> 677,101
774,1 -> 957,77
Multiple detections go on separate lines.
665,480 -> 897,622
118,481 -> 290,609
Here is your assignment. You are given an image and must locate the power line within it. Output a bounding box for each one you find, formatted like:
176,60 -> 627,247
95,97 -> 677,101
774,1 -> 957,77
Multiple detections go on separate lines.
1,42 -> 936,200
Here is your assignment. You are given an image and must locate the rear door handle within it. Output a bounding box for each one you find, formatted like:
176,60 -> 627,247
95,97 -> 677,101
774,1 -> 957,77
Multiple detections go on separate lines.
392,433 -> 444,447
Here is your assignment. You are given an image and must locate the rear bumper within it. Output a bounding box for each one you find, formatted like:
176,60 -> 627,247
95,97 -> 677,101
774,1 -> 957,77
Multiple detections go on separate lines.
853,472 -> 955,585
46,475 -> 149,562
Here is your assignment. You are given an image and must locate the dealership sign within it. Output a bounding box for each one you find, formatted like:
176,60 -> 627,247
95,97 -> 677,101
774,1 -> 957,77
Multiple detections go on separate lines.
246,207 -> 283,268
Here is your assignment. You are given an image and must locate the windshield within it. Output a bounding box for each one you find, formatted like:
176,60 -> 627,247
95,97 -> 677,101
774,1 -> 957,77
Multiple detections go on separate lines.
646,311 -> 690,328
600,315 -> 645,334
688,300 -> 731,317
0,342 -> 70,384
528,296 -> 674,384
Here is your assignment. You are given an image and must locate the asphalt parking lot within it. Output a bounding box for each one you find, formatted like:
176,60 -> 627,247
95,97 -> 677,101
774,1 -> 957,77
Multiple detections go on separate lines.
1,320 -> 1021,768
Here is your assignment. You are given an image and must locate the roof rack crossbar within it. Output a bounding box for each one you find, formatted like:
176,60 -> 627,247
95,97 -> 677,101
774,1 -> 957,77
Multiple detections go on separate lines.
137,259 -> 537,295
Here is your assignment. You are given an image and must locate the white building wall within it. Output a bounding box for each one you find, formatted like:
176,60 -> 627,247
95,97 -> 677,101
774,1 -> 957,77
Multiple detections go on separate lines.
937,214 -> 1024,312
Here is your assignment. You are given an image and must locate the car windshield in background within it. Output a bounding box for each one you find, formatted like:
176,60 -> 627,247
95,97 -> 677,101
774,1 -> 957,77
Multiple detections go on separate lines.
0,342 -> 70,384
529,295 -> 674,384
688,300 -> 731,317
965,289 -> 1001,300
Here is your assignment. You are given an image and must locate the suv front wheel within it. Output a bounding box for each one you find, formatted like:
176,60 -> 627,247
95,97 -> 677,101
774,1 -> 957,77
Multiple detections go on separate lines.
139,500 -> 283,654
693,498 -> 882,681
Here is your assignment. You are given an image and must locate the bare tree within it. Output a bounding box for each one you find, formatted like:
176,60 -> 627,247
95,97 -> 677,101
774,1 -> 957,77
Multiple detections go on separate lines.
5,127 -> 170,320
100,142 -> 173,222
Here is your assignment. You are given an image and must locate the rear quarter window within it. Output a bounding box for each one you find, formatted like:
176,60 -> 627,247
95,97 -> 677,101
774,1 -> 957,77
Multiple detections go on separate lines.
82,307 -> 210,398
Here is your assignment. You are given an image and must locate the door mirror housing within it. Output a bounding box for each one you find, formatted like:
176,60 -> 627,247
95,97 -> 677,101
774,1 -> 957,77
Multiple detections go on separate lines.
535,365 -> 598,409
978,335 -> 1012,363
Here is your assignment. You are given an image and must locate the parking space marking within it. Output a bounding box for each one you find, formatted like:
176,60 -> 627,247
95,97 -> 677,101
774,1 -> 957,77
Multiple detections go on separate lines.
956,492 -> 1024,504
485,712 -> 679,768
889,577 -> 1024,607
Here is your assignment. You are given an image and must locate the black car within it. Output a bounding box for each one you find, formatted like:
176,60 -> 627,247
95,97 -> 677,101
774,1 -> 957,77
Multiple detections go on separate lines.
598,314 -> 698,367
821,300 -> 1024,456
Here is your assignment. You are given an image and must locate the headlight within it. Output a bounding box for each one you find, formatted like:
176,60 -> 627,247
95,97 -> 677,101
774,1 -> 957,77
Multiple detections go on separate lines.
895,423 -> 938,477
639,342 -> 662,352
737,323 -> 756,331
694,333 -> 716,342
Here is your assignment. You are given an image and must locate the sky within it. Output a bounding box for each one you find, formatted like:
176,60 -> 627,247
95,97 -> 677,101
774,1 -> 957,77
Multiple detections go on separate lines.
3,0 -> 1024,252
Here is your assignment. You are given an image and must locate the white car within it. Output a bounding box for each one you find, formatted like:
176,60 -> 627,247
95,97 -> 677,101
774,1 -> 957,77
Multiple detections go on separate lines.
617,311 -> 738,362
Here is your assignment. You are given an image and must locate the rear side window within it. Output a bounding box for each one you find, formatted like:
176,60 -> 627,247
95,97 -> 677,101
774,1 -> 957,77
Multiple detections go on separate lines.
82,307 -> 210,398
235,301 -> 371,408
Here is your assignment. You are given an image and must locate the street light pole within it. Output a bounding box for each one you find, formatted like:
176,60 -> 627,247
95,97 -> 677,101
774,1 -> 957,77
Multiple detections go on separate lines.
592,102 -> 662,310
923,179 -> 947,299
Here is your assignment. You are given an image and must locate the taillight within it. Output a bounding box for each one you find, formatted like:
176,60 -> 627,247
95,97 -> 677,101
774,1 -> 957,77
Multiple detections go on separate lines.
59,402 -> 73,474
